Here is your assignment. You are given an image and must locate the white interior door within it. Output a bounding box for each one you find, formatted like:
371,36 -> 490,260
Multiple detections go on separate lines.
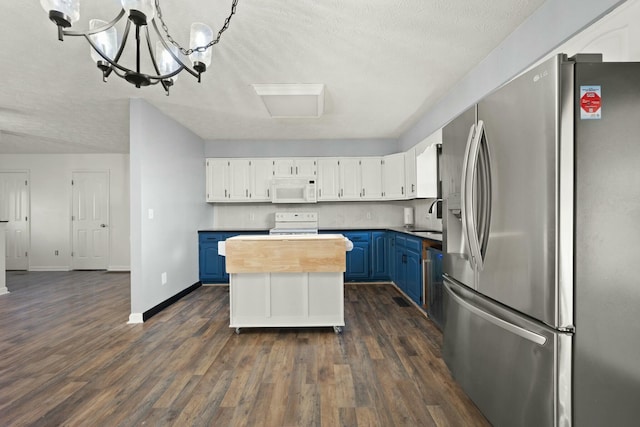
0,172 -> 30,270
72,171 -> 109,270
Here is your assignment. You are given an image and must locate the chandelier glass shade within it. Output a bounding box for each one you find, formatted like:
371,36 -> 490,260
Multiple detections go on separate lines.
40,0 -> 238,95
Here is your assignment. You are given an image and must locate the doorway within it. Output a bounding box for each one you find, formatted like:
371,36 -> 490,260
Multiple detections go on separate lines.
0,171 -> 30,270
71,171 -> 110,270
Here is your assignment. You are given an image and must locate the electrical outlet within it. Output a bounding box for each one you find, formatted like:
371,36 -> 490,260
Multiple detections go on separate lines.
161,272 -> 167,285
55,250 -> 59,256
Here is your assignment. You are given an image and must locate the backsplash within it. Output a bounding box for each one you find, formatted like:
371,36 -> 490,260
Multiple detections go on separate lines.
211,199 -> 442,231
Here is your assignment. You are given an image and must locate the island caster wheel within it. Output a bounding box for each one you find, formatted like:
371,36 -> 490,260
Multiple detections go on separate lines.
235,327 -> 241,335
333,326 -> 343,334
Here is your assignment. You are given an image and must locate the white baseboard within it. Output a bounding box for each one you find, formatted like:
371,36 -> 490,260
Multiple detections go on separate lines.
28,267 -> 71,272
108,266 -> 131,272
0,287 -> 9,296
127,313 -> 143,324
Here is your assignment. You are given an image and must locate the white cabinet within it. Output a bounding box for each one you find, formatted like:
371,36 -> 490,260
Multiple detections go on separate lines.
336,158 -> 383,200
416,143 -> 439,198
250,159 -> 274,201
206,158 -> 274,202
206,158 -> 229,202
273,158 -> 317,177
317,158 -> 341,201
382,152 -> 406,199
339,158 -> 361,200
405,148 -> 417,198
207,152 -> 428,203
228,159 -> 251,200
360,157 -> 383,200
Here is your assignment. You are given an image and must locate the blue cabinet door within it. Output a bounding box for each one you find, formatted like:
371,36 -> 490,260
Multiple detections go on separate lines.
346,241 -> 370,281
370,231 -> 389,280
405,249 -> 422,305
343,232 -> 371,281
394,246 -> 406,292
198,232 -> 228,283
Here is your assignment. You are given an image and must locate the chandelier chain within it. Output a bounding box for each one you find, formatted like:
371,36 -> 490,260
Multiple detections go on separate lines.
155,0 -> 239,56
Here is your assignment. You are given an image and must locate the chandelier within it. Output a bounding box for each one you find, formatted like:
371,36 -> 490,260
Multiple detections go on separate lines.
40,0 -> 238,95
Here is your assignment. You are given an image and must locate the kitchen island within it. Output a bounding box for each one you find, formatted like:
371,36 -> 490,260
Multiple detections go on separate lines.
219,234 -> 352,333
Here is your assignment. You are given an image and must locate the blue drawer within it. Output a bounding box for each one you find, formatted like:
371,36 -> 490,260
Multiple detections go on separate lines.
405,236 -> 422,253
342,231 -> 370,242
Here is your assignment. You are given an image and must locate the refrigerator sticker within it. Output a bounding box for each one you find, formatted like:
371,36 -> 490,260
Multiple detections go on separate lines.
580,85 -> 602,120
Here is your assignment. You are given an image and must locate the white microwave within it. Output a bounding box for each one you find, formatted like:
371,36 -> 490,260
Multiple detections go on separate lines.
271,177 -> 317,204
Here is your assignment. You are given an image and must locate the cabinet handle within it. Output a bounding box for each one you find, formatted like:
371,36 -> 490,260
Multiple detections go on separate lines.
363,188 -> 365,197
290,166 -> 293,174
296,166 -> 298,174
267,189 -> 270,197
401,186 -> 404,195
224,189 -> 227,197
319,189 -> 322,197
246,189 -> 248,197
341,189 -> 343,197
412,184 -> 415,192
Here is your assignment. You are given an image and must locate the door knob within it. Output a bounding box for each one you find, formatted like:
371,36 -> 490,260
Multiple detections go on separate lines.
100,224 -> 107,228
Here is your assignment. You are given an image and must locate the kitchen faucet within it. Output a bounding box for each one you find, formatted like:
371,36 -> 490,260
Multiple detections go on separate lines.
428,199 -> 442,214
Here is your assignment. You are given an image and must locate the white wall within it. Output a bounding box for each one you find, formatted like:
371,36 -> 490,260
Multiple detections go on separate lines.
399,0 -> 628,150
0,154 -> 130,270
129,99 -> 212,319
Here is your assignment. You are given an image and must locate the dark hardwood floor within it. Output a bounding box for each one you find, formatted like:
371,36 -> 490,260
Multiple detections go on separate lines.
0,271 -> 489,426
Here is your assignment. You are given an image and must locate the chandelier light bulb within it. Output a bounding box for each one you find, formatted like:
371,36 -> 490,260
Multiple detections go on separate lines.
89,20 -> 118,65
189,23 -> 214,71
40,0 -> 80,26
156,42 -> 181,82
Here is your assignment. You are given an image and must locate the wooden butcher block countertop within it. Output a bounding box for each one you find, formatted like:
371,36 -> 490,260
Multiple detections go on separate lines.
225,234 -> 348,274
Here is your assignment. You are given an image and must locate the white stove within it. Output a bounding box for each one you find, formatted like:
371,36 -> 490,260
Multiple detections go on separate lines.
269,212 -> 318,235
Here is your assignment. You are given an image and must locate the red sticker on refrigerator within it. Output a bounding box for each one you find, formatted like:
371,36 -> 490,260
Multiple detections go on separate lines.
580,85 -> 601,119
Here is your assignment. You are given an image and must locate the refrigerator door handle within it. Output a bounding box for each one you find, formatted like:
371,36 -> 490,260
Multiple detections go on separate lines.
445,279 -> 547,346
461,123 -> 476,269
464,120 -> 485,271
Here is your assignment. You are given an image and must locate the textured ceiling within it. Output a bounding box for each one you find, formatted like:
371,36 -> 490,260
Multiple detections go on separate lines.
0,0 -> 545,154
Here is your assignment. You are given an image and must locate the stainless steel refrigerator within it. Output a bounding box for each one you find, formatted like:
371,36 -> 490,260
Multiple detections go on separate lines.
441,53 -> 640,427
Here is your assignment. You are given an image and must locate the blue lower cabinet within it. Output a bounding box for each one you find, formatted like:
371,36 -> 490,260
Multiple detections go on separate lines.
370,231 -> 389,280
345,241 -> 370,281
393,234 -> 423,306
199,232 -> 228,283
342,231 -> 371,281
404,249 -> 422,304
394,245 -> 406,291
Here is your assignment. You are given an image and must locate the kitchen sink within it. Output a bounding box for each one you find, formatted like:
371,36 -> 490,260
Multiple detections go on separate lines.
411,229 -> 442,234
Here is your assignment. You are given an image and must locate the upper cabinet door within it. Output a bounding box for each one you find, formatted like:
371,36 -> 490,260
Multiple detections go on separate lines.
340,158 -> 361,200
317,158 -> 341,201
228,159 -> 251,200
416,144 -> 438,198
273,159 -> 295,177
206,158 -> 229,201
294,158 -> 317,177
360,157 -> 383,200
250,158 -> 274,201
383,152 -> 406,199
405,148 -> 417,198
